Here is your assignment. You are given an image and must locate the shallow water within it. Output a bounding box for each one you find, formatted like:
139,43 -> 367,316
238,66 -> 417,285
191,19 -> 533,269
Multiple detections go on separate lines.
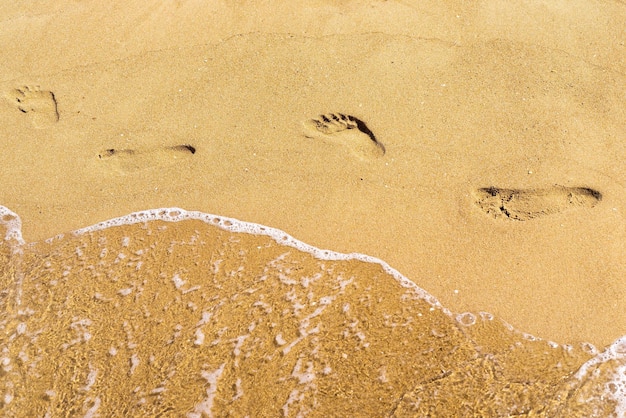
1,205 -> 624,417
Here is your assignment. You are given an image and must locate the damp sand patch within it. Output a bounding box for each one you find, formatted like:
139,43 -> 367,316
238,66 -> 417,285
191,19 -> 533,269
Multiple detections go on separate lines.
1,206 -> 624,416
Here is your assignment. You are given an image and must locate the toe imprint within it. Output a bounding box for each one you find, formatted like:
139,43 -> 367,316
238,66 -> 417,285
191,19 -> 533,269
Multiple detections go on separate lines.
303,112 -> 385,160
6,85 -> 59,128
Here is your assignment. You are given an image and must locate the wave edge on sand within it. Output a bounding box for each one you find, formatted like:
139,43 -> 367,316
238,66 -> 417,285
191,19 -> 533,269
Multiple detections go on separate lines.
1,204 -> 625,416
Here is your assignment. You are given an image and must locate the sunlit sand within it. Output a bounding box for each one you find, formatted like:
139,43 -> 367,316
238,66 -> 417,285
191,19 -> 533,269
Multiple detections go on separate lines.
1,1 -> 625,415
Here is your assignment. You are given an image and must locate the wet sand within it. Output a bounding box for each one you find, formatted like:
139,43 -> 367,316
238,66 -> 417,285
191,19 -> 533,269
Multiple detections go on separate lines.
1,0 -> 626,415
1,208 -> 622,416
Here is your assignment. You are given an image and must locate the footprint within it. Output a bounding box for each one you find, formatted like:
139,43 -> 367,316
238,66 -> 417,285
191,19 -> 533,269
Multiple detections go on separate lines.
303,113 -> 385,160
474,186 -> 602,221
98,144 -> 196,173
5,86 -> 59,128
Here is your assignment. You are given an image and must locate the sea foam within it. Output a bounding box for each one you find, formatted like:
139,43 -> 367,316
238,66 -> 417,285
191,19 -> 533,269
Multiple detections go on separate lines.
0,206 -> 25,246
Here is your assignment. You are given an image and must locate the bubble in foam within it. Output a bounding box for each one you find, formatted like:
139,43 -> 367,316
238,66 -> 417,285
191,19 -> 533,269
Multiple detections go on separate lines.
456,312 -> 476,327
581,342 -> 598,356
479,311 -> 494,321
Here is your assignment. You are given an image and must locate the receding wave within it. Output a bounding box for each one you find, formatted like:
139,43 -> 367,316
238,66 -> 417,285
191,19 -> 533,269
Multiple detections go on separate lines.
1,205 -> 624,417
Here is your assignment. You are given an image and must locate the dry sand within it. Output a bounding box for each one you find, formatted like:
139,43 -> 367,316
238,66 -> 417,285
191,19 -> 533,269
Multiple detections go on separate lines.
1,0 -> 625,416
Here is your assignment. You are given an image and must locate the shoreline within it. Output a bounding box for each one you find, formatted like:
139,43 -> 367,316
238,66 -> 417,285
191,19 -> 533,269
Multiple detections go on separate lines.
1,203 -> 624,415
1,203 -> 622,352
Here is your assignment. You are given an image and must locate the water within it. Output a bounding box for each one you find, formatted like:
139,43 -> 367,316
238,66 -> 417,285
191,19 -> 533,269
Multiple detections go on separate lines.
1,205 -> 624,417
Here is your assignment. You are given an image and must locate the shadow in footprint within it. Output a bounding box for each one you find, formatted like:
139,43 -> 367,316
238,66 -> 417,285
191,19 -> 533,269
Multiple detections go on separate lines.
474,186 -> 602,221
98,144 -> 196,173
5,86 -> 59,128
168,144 -> 196,154
303,112 -> 385,160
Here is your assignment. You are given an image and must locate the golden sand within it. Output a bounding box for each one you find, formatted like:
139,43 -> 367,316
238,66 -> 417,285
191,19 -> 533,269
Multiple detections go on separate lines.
1,0 -> 625,415
1,31 -> 625,345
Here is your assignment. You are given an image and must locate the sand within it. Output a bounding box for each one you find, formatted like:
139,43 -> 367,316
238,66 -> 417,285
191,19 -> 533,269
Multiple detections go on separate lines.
1,0 -> 625,416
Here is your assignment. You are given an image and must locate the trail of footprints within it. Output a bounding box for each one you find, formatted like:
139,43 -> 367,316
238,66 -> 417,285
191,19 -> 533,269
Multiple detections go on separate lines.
0,88 -> 604,220
1,85 -> 199,172
474,186 -> 602,221
303,112 -> 385,160
302,113 -> 603,221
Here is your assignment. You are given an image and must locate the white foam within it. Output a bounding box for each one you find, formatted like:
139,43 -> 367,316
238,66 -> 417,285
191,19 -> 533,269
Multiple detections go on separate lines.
197,312 -> 212,326
275,334 -> 287,346
573,336 -> 626,416
232,378 -> 243,401
0,206 -> 25,246
574,337 -> 626,380
611,363 -> 626,418
83,397 -> 101,418
194,329 -> 205,346
581,342 -> 599,356
82,364 -> 98,392
118,288 -> 133,296
187,364 -> 226,418
150,387 -> 166,395
129,354 -> 140,375
232,335 -> 248,358
291,358 -> 315,385
172,273 -> 186,289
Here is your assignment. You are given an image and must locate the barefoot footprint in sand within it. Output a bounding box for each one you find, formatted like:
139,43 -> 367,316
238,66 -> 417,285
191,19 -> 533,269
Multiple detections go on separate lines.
303,113 -> 385,160
98,145 -> 196,173
6,86 -> 59,128
474,186 -> 602,221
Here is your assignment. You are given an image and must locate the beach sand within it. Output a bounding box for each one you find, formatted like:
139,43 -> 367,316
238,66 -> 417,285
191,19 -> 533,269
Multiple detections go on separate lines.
1,1 -> 625,416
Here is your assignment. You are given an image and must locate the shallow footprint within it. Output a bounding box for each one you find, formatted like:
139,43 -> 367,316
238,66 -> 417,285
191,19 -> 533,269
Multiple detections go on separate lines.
474,186 -> 602,221
5,85 -> 59,128
303,112 -> 385,160
98,144 -> 196,173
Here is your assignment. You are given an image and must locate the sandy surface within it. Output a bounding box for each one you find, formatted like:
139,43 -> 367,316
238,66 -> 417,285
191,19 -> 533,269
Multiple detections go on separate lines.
1,0 -> 624,346
0,1 -> 625,415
